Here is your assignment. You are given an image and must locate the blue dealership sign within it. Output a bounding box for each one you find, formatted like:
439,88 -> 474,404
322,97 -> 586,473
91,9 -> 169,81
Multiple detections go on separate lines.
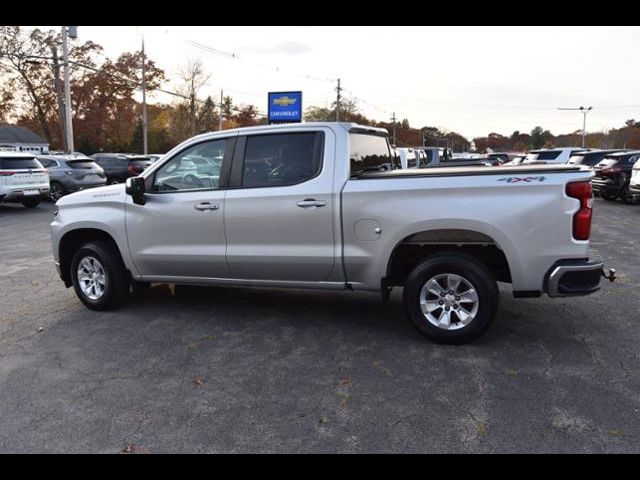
268,91 -> 303,123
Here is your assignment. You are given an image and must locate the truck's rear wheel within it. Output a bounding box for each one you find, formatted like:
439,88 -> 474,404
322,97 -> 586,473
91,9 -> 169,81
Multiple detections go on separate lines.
70,240 -> 130,311
403,253 -> 499,344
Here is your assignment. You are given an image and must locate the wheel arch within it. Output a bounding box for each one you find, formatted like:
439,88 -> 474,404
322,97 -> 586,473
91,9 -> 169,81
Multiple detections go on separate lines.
382,223 -> 521,288
58,227 -> 131,286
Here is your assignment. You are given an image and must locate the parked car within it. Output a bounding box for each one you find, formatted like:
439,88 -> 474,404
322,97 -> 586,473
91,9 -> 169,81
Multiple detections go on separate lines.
592,151 -> 640,204
567,149 -> 625,168
51,123 -> 612,344
0,152 -> 49,208
629,157 -> 640,197
522,147 -> 588,165
37,154 -> 106,201
90,154 -> 152,184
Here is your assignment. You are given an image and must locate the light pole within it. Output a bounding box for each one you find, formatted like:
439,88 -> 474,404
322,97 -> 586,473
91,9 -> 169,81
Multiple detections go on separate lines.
558,106 -> 593,148
62,26 -> 77,153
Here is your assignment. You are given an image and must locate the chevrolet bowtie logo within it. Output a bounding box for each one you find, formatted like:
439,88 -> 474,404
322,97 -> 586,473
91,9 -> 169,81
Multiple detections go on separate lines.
273,96 -> 297,106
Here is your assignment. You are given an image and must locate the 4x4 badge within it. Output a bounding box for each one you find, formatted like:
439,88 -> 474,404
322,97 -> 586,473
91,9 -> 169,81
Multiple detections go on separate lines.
498,176 -> 547,183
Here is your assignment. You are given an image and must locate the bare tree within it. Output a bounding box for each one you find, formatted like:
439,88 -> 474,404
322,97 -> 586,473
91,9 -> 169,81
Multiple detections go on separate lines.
175,59 -> 211,136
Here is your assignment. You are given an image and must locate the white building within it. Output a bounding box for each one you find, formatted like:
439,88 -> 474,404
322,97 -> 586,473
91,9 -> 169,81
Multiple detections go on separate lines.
0,125 -> 49,154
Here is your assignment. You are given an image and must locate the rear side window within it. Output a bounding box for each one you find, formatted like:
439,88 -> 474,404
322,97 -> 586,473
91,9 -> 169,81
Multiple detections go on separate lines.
0,157 -> 43,169
241,132 -> 323,188
350,132 -> 397,176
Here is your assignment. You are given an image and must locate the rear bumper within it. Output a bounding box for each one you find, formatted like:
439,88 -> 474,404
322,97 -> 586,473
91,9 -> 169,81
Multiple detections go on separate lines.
545,258 -> 604,297
0,188 -> 50,203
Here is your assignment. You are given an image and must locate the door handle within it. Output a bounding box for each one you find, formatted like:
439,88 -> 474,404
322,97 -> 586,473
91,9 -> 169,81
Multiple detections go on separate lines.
194,203 -> 219,211
296,199 -> 327,208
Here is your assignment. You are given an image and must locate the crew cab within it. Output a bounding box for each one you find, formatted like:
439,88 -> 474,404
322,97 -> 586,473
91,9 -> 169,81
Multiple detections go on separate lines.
522,148 -> 587,165
51,123 -> 611,344
0,152 -> 50,208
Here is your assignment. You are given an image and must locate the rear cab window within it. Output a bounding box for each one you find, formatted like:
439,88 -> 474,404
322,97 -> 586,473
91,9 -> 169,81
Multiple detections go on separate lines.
349,130 -> 398,177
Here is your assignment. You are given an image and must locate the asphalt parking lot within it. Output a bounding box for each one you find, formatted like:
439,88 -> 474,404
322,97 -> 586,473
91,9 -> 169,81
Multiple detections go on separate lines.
0,198 -> 638,453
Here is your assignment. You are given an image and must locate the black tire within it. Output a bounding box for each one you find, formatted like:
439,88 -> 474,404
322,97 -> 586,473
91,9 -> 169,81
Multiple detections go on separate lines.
403,252 -> 499,344
601,192 -> 618,201
49,181 -> 66,202
70,240 -> 130,311
22,199 -> 40,208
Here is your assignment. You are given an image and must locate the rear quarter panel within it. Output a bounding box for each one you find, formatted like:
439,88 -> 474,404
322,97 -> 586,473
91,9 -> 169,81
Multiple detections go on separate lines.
341,169 -> 594,292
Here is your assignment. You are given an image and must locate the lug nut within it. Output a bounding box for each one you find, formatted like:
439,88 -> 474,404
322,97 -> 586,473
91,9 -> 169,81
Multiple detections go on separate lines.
439,300 -> 444,305
445,306 -> 450,311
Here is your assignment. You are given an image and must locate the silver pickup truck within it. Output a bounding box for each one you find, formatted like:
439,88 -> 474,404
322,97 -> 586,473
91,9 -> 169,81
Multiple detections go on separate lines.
50,123 -> 611,343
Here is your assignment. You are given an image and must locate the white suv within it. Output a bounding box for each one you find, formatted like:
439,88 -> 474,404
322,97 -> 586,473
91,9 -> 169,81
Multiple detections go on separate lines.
0,152 -> 50,208
630,157 -> 640,197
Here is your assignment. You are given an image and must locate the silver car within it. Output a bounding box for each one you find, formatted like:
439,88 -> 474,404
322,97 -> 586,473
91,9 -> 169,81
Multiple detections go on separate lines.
37,154 -> 106,201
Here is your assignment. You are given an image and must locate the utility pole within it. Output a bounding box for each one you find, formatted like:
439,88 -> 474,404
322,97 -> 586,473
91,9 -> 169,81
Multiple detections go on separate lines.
335,78 -> 342,122
558,106 -> 593,148
391,112 -> 397,146
61,26 -> 76,154
141,36 -> 148,155
219,90 -> 224,131
50,45 -> 67,151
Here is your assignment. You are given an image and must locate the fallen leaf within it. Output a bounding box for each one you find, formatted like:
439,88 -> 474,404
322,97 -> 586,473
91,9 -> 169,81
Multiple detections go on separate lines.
193,377 -> 204,386
339,378 -> 352,386
318,417 -> 328,425
506,368 -> 518,377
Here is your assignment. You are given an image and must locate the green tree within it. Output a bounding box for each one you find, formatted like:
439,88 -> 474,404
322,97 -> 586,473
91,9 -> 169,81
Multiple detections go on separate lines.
529,126 -> 554,149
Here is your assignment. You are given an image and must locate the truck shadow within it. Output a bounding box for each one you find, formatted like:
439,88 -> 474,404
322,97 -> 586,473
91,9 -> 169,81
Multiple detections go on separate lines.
125,284 -> 421,341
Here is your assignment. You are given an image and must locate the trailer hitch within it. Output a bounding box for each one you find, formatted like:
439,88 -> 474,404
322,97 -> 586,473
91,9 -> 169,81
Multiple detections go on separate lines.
602,268 -> 616,283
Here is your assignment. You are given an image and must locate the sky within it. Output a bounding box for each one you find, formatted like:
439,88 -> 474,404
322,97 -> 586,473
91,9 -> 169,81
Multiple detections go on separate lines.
38,25 -> 640,138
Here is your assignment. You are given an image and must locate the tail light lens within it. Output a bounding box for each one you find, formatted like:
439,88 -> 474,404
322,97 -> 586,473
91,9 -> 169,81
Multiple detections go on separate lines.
128,165 -> 141,174
566,181 -> 592,241
0,171 -> 17,176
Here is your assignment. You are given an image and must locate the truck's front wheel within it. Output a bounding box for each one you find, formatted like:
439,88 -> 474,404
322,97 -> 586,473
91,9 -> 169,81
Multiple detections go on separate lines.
403,253 -> 499,344
70,240 -> 130,311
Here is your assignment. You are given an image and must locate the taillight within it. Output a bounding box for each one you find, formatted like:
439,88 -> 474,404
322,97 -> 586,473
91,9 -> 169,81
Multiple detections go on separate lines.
602,167 -> 622,175
566,181 -> 592,241
0,170 -> 17,176
128,165 -> 142,174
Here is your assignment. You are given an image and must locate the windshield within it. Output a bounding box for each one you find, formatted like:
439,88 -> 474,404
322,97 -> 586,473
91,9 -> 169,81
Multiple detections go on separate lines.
349,132 -> 397,176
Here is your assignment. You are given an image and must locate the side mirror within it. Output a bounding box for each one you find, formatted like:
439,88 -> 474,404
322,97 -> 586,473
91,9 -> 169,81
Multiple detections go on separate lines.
125,176 -> 146,205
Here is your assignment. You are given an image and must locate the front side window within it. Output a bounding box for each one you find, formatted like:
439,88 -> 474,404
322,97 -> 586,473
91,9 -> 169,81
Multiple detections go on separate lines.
349,132 -> 397,176
153,139 -> 227,192
241,132 -> 323,188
